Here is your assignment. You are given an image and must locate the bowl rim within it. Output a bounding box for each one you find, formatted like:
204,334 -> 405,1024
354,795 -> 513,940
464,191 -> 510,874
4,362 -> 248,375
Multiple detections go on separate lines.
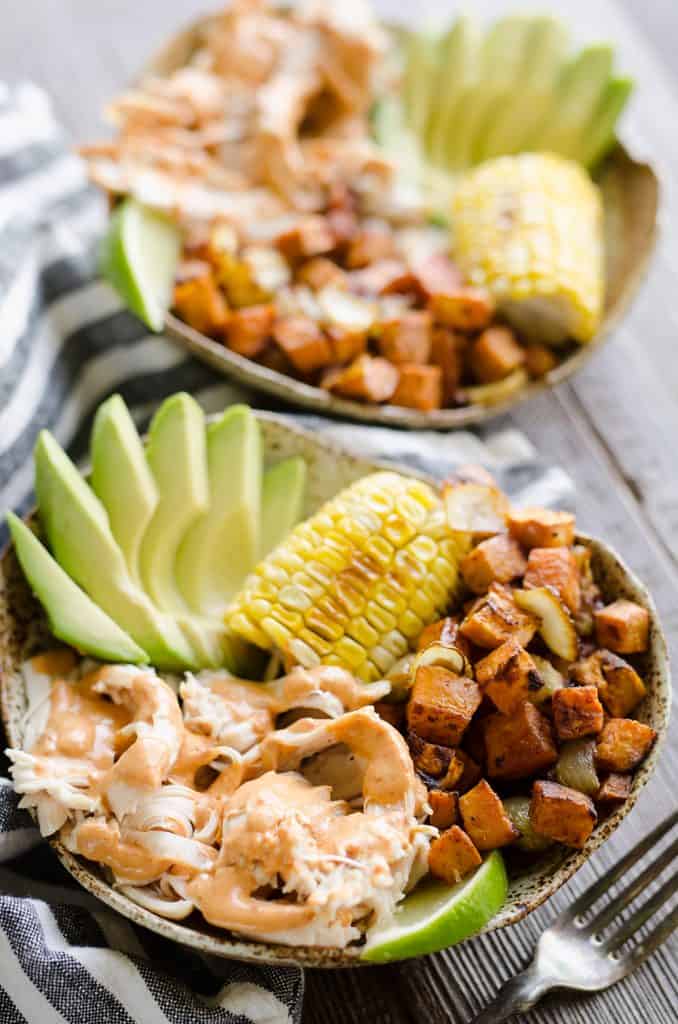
0,411 -> 671,967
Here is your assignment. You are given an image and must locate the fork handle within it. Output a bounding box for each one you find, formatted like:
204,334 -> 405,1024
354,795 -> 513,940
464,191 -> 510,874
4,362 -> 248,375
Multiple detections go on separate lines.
472,964 -> 556,1024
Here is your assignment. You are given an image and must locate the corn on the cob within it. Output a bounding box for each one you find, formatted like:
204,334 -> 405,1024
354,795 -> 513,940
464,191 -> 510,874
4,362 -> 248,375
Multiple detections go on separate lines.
451,154 -> 603,345
227,471 -> 470,682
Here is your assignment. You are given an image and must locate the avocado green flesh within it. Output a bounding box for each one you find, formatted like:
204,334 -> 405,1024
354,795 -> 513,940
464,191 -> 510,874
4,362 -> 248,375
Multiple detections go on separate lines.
100,198 -> 180,332
529,45 -> 614,160
34,430 -> 195,671
90,394 -> 158,585
176,405 -> 262,617
260,457 -> 307,559
7,513 -> 148,664
580,76 -> 634,168
139,392 -> 209,615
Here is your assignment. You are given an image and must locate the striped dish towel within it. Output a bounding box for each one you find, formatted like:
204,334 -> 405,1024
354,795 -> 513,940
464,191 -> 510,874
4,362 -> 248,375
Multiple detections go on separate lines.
0,82 -> 574,1024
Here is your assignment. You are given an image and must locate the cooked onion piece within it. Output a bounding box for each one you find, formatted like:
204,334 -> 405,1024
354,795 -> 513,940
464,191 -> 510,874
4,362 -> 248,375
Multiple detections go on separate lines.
514,587 -> 578,661
555,738 -> 600,796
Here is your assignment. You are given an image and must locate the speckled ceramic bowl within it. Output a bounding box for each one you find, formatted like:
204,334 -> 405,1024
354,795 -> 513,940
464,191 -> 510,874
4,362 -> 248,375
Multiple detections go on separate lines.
0,414 -> 671,967
146,17 -> 659,430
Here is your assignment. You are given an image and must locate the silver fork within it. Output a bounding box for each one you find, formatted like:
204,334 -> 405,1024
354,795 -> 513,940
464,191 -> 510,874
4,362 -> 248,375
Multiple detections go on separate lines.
473,810 -> 678,1023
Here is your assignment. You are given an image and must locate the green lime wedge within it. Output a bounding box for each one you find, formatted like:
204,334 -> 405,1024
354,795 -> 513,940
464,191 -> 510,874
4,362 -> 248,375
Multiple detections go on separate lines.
100,198 -> 181,332
361,851 -> 507,963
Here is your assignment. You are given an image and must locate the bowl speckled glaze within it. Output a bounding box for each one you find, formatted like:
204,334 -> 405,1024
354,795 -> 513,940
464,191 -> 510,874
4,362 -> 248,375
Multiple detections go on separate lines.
147,16 -> 659,431
0,413 -> 671,967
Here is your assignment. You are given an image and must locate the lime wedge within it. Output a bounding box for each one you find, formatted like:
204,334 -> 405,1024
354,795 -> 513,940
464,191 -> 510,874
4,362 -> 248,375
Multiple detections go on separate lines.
361,852 -> 507,963
100,198 -> 180,332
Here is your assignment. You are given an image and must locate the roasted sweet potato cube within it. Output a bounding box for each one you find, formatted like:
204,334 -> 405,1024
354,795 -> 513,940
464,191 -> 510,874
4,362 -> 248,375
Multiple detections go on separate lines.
461,535 -> 527,595
430,327 -> 465,405
594,600 -> 649,654
459,779 -> 519,850
431,286 -> 495,331
345,225 -> 396,268
326,326 -> 368,364
272,317 -> 332,374
460,582 -> 538,649
412,253 -> 463,300
476,640 -> 544,716
428,825 -> 482,884
378,311 -> 432,365
374,701 -> 405,730
428,790 -> 459,829
407,667 -> 482,746
276,216 -> 335,265
322,354 -> 399,403
570,652 -> 606,689
469,326 -> 525,384
552,685 -> 604,741
417,616 -> 468,654
390,364 -> 442,411
350,259 -> 416,296
524,344 -> 558,378
596,719 -> 656,772
507,507 -> 575,549
296,257 -> 347,291
530,780 -> 597,849
524,547 -> 580,614
225,304 -> 275,358
407,732 -> 457,781
598,652 -> 647,717
484,703 -> 558,780
173,274 -> 229,336
597,773 -> 632,805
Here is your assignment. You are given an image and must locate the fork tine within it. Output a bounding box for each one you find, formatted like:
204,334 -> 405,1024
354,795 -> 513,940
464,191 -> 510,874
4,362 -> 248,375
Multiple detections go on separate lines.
625,901 -> 678,970
605,869 -> 678,953
588,835 -> 678,933
565,811 -> 678,921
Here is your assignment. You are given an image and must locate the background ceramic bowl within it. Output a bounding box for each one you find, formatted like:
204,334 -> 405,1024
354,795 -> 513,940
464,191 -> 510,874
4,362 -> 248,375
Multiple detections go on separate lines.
0,413 -> 671,967
146,16 -> 659,430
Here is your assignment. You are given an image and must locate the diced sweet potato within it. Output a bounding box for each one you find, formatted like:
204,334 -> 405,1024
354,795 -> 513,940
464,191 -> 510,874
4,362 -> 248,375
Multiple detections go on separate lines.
597,773 -> 632,805
407,732 -> 458,782
322,354 -> 399,403
326,326 -> 368,364
276,216 -> 335,265
428,790 -> 459,829
570,652 -> 606,689
594,600 -> 649,654
596,719 -> 656,772
530,780 -> 597,849
476,640 -> 544,716
431,286 -> 495,331
552,685 -> 604,741
469,327 -> 525,384
430,327 -> 466,405
484,703 -> 558,780
345,225 -> 395,268
460,535 -> 527,594
296,257 -> 347,291
417,616 -> 467,654
407,667 -> 482,746
378,311 -> 432,365
455,749 -> 483,793
507,507 -> 575,549
428,825 -> 482,884
597,652 -> 647,718
524,344 -> 558,378
272,317 -> 332,375
173,274 -> 229,337
225,304 -> 275,358
459,779 -> 519,850
390,364 -> 442,411
460,582 -> 538,649
374,701 -> 405,730
524,547 -> 580,614
412,253 -> 463,300
350,260 -> 416,296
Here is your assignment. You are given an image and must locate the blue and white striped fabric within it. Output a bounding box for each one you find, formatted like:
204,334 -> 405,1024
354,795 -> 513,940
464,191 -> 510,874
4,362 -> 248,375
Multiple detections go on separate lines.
0,81 -> 573,1024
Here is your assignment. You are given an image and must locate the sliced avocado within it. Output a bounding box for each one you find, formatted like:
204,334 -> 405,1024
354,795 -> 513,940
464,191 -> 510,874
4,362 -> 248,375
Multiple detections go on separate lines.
139,393 -> 209,613
424,16 -> 481,168
260,457 -> 307,559
580,76 -> 634,169
90,394 -> 157,584
529,45 -> 614,158
176,405 -> 262,616
477,16 -> 570,161
7,513 -> 149,664
403,29 -> 441,139
34,431 -> 195,669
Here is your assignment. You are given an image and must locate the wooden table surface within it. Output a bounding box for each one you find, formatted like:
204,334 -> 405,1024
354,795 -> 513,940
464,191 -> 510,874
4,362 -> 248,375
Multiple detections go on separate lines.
2,1 -> 677,1021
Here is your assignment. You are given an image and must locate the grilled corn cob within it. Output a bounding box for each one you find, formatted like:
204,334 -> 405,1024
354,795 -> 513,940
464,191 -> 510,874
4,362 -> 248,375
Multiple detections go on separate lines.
451,154 -> 603,344
227,471 -> 470,682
